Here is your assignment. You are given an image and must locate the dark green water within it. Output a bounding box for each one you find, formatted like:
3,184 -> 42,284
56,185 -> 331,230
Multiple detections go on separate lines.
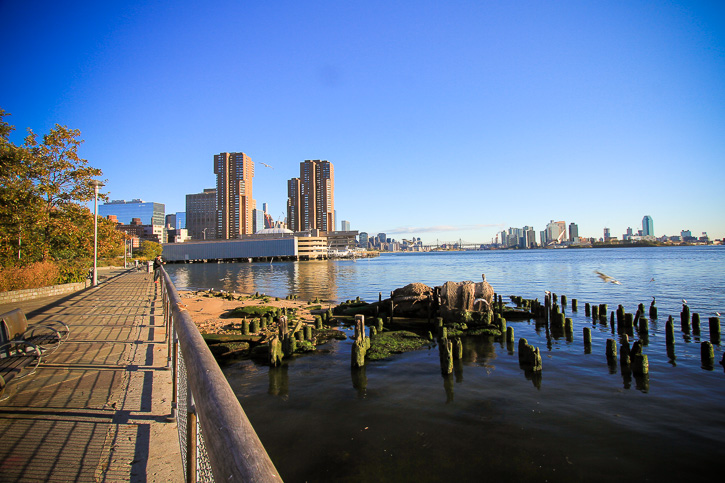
167,247 -> 725,481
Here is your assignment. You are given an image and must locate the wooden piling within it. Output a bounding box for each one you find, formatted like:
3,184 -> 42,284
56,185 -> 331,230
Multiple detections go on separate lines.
506,326 -> 514,343
242,320 -> 250,336
304,325 -> 312,341
453,337 -> 463,360
666,318 -> 675,347
606,338 -> 617,361
638,316 -> 649,336
631,340 -> 649,375
681,304 -> 691,330
585,302 -> 591,317
250,319 -> 259,334
565,317 -> 573,334
583,327 -> 592,345
620,334 -> 631,367
592,305 -> 599,320
599,304 -> 608,319
561,295 -> 567,308
710,317 -> 721,344
701,341 -> 715,368
439,338 -> 453,374
649,299 -> 657,319
269,337 -> 283,366
692,313 -> 700,335
572,299 -> 578,311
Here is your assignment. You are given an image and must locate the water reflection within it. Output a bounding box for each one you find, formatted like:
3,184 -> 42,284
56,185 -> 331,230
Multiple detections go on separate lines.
268,365 -> 289,398
351,367 -> 367,398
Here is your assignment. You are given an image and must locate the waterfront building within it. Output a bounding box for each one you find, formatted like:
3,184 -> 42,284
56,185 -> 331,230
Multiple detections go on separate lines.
300,160 -> 335,232
214,151 -> 256,239
252,208 -> 265,234
642,215 -> 654,236
358,232 -> 369,249
341,220 -> 351,232
568,223 -> 578,242
623,227 -> 634,241
99,199 -> 165,226
116,217 -> 167,244
186,189 -> 217,240
286,178 -> 302,232
604,227 -> 612,241
545,220 -> 566,245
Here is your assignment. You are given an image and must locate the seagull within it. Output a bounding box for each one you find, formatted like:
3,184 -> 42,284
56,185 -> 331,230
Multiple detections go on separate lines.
650,278 -> 655,282
595,270 -> 621,285
259,162 -> 274,169
682,299 -> 687,305
716,312 -> 721,317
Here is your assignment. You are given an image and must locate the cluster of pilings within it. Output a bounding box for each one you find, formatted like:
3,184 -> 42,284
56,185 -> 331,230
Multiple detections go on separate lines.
542,291 -> 724,371
269,315 -> 319,366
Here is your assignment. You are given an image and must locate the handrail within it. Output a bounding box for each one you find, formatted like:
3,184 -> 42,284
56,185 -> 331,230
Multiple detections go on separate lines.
160,267 -> 282,482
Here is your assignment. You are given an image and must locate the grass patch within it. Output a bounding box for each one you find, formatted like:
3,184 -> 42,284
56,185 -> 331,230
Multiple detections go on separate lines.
367,330 -> 429,361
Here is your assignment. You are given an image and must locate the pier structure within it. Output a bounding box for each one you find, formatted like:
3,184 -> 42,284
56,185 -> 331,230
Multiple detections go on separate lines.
0,267 -> 280,481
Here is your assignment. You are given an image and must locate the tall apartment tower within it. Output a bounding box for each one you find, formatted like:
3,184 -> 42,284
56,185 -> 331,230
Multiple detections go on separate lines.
642,215 -> 654,236
186,189 -> 217,240
287,178 -> 302,232
569,223 -> 579,242
287,160 -> 335,232
214,152 -> 256,239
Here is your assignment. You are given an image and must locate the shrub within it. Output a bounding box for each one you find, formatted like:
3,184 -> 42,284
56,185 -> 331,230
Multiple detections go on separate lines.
0,261 -> 59,291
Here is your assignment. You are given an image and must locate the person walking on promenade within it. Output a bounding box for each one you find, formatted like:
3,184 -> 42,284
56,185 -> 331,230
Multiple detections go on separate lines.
153,255 -> 164,283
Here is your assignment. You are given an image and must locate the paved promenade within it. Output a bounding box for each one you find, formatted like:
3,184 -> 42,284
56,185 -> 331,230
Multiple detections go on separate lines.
0,268 -> 182,481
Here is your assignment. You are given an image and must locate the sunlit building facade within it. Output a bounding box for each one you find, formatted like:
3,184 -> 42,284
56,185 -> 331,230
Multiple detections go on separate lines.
214,152 -> 256,239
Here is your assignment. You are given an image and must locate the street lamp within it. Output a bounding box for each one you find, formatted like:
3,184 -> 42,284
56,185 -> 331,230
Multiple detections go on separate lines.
90,180 -> 104,286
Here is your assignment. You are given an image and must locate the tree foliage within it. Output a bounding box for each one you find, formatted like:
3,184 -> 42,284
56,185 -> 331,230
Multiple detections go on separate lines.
0,108 -> 124,273
135,240 -> 163,260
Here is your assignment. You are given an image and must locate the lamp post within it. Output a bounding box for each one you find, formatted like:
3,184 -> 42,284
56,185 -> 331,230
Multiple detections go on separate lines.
90,180 -> 104,286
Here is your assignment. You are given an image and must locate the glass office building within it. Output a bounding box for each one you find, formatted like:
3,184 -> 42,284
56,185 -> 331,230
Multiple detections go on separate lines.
99,200 -> 165,226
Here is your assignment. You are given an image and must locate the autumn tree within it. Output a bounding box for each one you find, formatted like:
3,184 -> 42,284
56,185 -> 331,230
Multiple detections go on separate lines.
23,123 -> 105,260
0,108 -> 125,279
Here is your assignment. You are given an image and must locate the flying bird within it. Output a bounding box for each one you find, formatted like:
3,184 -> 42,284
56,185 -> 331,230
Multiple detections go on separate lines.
595,270 -> 621,285
716,312 -> 721,317
259,162 -> 274,169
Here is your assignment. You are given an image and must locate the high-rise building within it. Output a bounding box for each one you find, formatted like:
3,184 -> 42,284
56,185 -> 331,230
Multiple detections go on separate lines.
252,208 -> 265,234
341,220 -> 351,232
569,223 -> 578,242
546,220 -> 566,245
214,152 -> 256,239
359,232 -> 369,248
642,215 -> 654,236
604,227 -> 611,240
287,178 -> 302,232
99,199 -> 165,226
287,160 -> 335,232
165,214 -> 176,229
186,189 -> 217,240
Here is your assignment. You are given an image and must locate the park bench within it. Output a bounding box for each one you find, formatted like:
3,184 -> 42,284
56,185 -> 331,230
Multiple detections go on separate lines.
0,309 -> 70,400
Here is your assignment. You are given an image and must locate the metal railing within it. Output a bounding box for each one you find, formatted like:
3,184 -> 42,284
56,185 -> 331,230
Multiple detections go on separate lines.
159,267 -> 282,482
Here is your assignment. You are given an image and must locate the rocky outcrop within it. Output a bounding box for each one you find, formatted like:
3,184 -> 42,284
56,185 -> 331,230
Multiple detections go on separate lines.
390,283 -> 434,318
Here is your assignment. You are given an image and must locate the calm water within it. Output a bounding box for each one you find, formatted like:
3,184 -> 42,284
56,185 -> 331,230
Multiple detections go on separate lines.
166,247 -> 725,482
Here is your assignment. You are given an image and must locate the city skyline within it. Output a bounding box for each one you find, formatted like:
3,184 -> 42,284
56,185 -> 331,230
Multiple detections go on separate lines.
2,1 -> 723,243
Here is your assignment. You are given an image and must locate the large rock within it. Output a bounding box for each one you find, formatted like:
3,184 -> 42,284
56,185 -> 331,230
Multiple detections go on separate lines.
391,283 -> 434,318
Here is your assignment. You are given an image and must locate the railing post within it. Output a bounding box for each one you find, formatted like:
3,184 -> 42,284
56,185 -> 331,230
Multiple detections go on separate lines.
171,330 -> 178,419
187,394 -> 197,482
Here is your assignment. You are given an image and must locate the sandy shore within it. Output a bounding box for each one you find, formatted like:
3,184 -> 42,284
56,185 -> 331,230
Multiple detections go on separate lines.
179,290 -> 333,334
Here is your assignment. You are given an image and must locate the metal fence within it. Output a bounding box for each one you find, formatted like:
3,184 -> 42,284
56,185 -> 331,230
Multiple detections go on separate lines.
159,267 -> 282,482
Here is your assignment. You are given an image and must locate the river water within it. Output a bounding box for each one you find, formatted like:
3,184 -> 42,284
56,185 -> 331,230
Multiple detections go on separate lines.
166,246 -> 725,482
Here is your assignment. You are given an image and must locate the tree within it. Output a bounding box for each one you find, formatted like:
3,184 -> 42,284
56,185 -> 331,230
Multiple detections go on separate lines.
135,240 -> 163,260
23,124 -> 105,260
0,109 -> 43,264
1,108 -> 125,271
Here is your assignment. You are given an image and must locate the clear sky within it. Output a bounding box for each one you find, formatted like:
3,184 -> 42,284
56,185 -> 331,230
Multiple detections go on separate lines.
2,1 -> 724,243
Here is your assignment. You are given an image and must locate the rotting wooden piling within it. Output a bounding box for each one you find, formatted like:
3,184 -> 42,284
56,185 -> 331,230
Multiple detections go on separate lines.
710,317 -> 721,344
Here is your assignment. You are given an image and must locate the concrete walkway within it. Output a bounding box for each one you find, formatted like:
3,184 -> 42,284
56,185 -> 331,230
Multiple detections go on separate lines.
0,269 -> 183,482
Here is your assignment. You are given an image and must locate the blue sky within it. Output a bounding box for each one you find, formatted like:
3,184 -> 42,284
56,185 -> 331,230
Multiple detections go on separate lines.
2,1 -> 724,243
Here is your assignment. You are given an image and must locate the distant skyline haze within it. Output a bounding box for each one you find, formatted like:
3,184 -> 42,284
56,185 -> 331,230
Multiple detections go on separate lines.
1,1 -> 723,243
